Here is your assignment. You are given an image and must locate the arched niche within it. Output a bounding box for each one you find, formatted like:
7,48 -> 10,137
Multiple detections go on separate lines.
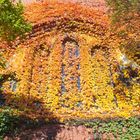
61,36 -> 80,94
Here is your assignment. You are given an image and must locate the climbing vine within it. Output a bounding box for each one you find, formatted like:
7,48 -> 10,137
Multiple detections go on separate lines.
0,1 -> 139,121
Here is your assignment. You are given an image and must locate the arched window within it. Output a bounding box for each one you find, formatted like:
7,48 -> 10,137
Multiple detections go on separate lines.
61,37 -> 80,94
10,80 -> 17,92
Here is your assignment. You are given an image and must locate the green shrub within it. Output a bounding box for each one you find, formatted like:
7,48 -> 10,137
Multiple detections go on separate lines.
66,117 -> 140,140
0,108 -> 20,138
0,107 -> 49,139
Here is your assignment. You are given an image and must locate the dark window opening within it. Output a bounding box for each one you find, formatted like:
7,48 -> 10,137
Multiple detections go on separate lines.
10,80 -> 17,92
61,36 -> 81,94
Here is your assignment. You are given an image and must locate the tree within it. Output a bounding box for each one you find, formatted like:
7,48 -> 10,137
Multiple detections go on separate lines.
0,0 -> 32,44
106,0 -> 140,23
0,0 -> 32,106
106,0 -> 140,65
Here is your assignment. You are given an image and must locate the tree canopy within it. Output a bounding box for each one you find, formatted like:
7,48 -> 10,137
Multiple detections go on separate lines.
0,0 -> 31,44
106,0 -> 140,65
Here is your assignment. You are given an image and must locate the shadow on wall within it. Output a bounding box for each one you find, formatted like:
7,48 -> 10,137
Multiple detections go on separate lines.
0,73 -> 61,140
17,124 -> 62,140
0,73 -> 16,105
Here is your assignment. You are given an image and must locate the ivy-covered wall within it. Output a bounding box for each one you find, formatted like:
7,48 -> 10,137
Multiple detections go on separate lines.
1,1 -> 140,121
